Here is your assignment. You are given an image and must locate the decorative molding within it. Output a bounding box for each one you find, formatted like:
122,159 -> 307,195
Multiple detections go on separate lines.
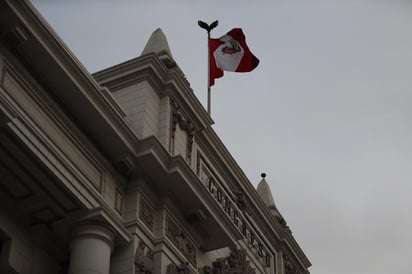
139,196 -> 154,231
114,189 -> 123,214
166,215 -> 197,266
169,98 -> 196,163
161,57 -> 177,70
170,99 -> 179,154
1,65 -> 107,193
185,121 -> 195,163
135,240 -> 153,274
199,248 -> 256,274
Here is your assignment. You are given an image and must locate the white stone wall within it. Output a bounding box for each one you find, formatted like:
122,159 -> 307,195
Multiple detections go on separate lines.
112,83 -> 146,137
112,82 -> 160,139
173,124 -> 187,158
142,83 -> 160,138
158,97 -> 171,149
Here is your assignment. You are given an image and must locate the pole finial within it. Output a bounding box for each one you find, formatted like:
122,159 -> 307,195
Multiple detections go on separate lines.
198,20 -> 218,33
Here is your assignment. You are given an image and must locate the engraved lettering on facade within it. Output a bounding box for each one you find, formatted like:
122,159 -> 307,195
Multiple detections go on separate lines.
199,163 -> 272,267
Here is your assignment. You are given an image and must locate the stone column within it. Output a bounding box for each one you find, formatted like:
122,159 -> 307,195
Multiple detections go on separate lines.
68,223 -> 115,274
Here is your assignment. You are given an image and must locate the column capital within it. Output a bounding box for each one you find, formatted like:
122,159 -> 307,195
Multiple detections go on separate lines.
70,222 -> 116,251
69,222 -> 116,274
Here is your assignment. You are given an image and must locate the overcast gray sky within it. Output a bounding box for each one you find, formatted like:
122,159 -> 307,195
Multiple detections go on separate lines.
31,1 -> 412,273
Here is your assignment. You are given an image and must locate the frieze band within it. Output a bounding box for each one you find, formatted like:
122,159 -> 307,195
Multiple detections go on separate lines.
139,196 -> 154,231
166,215 -> 197,266
135,240 -> 154,274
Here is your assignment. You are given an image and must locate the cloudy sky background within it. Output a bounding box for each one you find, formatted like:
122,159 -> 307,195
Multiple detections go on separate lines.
31,1 -> 412,273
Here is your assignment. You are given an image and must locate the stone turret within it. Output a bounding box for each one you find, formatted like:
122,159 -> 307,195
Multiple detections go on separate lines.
256,173 -> 286,225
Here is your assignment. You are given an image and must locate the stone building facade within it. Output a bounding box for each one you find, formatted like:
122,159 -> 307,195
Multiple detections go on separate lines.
0,1 -> 311,274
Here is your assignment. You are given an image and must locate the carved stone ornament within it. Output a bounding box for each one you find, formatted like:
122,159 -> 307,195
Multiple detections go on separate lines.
234,191 -> 248,212
199,248 -> 256,274
166,262 -> 195,274
169,99 -> 196,162
135,240 -> 154,274
161,57 -> 177,69
185,121 -> 195,162
166,215 -> 197,266
139,197 -> 154,231
283,255 -> 299,274
169,99 -> 179,154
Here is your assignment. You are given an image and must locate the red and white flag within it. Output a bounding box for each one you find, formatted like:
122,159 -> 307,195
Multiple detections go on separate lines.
209,28 -> 259,86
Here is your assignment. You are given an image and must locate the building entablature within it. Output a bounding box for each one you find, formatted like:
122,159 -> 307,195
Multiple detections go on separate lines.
0,50 -> 132,245
0,0 -> 139,167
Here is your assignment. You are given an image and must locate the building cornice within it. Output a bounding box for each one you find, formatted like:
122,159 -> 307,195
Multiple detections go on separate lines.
93,53 -> 168,93
2,0 -> 139,164
134,136 -> 243,250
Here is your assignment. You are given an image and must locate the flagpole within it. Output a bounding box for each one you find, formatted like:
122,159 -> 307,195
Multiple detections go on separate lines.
207,30 -> 211,115
198,20 -> 218,115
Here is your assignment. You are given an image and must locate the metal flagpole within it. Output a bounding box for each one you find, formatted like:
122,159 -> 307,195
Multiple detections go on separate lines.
198,20 -> 218,115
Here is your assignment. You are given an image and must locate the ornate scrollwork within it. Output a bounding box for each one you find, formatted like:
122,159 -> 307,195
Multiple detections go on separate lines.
186,121 -> 195,162
134,241 -> 153,274
139,197 -> 154,231
169,99 -> 196,162
170,99 -> 179,154
199,248 -> 256,274
166,215 -> 197,266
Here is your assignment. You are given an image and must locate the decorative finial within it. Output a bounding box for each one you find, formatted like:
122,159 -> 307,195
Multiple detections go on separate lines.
261,173 -> 266,178
198,20 -> 219,33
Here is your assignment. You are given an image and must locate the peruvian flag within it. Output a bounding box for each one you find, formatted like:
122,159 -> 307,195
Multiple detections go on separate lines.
209,28 -> 259,86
